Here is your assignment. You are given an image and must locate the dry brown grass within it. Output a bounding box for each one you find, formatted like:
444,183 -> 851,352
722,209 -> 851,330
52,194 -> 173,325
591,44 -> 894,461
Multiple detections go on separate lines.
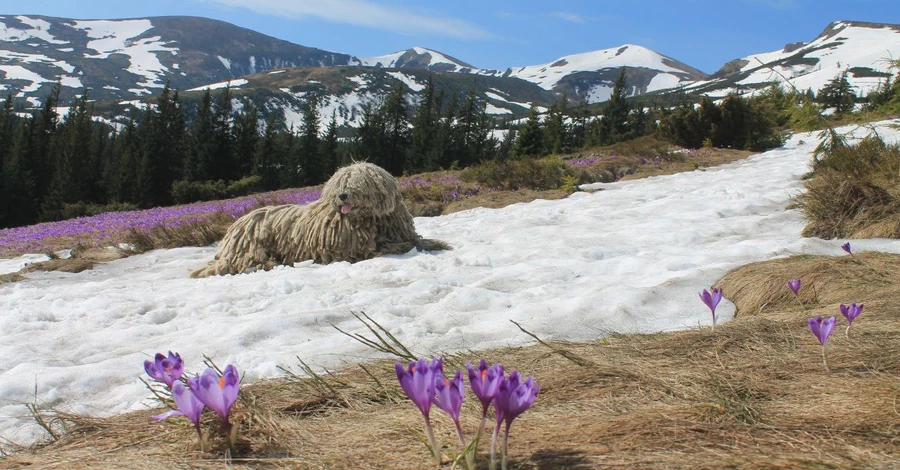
5,253 -> 900,469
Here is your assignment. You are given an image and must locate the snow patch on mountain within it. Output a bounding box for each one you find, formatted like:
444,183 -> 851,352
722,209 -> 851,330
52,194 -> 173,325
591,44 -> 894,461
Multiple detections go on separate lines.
187,78 -> 248,92
360,46 -> 476,73
496,45 -> 689,90
689,21 -> 900,97
386,71 -> 424,91
0,16 -> 68,44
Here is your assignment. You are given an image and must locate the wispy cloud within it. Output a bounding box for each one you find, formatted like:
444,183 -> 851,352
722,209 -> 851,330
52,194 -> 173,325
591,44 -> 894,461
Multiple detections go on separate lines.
197,0 -> 493,39
550,11 -> 588,24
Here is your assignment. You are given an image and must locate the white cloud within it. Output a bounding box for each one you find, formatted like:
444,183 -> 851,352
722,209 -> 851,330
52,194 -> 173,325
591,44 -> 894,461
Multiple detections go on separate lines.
197,0 -> 493,39
550,11 -> 587,24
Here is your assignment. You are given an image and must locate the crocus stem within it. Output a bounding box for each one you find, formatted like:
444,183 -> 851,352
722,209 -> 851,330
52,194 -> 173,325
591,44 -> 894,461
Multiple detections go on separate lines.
223,420 -> 235,458
822,346 -> 831,373
472,414 -> 486,464
794,294 -> 806,313
194,424 -> 204,453
490,423 -> 500,470
845,324 -> 851,339
424,418 -> 441,467
501,428 -> 510,470
455,421 -> 474,470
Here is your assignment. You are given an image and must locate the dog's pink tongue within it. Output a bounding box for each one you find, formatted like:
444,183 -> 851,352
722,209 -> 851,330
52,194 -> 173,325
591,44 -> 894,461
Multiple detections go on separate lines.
340,202 -> 353,214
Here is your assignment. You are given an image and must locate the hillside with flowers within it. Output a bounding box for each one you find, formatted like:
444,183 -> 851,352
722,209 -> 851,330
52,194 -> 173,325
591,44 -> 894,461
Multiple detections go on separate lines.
2,119 -> 900,467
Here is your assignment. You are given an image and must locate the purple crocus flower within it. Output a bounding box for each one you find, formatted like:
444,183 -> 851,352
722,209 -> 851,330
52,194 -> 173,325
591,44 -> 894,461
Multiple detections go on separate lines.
839,302 -> 864,325
467,360 -> 504,416
808,316 -> 835,346
841,242 -> 852,255
494,371 -> 540,430
193,364 -> 240,424
808,316 -> 836,372
788,279 -> 802,296
839,302 -> 864,337
395,357 -> 443,419
152,380 -> 206,443
699,287 -> 723,329
143,351 -> 184,388
433,369 -> 465,423
493,371 -> 539,470
396,357 -> 444,465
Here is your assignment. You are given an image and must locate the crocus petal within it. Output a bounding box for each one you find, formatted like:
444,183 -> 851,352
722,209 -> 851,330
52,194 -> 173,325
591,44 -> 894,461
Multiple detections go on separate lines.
151,409 -> 183,421
808,316 -> 835,346
172,381 -> 205,425
396,358 -> 439,418
433,370 -> 465,422
194,367 -> 230,420
788,280 -> 801,295
467,360 -> 504,412
495,371 -> 539,428
841,242 -> 852,254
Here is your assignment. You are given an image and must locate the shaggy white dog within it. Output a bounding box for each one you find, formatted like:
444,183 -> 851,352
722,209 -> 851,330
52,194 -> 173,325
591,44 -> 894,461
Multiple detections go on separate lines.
191,162 -> 449,277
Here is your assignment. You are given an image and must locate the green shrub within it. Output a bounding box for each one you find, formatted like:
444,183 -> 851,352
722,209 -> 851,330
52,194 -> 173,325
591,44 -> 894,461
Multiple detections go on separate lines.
460,158 -> 573,190
61,201 -> 140,220
171,175 -> 262,204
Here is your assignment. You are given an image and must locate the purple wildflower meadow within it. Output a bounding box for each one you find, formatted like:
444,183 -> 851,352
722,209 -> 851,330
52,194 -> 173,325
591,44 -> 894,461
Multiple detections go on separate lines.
0,188 -> 321,257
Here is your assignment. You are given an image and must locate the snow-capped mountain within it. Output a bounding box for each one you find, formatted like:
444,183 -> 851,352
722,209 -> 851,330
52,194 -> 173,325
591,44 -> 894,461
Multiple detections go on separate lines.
358,46 -> 477,73
481,44 -> 709,104
684,21 -> 900,97
103,65 -> 558,132
0,15 -> 359,104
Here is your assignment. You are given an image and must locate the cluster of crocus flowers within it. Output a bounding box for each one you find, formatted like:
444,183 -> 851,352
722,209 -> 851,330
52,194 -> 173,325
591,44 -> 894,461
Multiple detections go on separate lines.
396,357 -> 539,470
807,303 -> 865,372
145,352 -> 241,452
699,287 -> 723,330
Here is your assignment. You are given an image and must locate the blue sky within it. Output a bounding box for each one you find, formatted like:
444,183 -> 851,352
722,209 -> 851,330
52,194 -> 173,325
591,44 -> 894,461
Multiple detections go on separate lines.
6,0 -> 900,74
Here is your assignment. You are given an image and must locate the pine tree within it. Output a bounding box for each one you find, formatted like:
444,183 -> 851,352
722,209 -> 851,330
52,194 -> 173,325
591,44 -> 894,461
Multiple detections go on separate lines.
434,90 -> 459,169
299,94 -> 322,184
512,106 -> 544,158
498,127 -> 516,160
31,83 -> 61,204
231,98 -> 259,178
212,86 -> 235,180
185,89 -> 215,182
457,85 -> 480,167
600,68 -> 631,144
408,76 -> 438,172
137,83 -> 186,207
380,81 -> 409,175
543,95 -> 569,155
105,120 -> 140,204
0,118 -> 37,228
252,114 -> 285,191
354,103 -> 385,167
319,111 -> 340,178
818,72 -> 856,115
41,92 -> 94,220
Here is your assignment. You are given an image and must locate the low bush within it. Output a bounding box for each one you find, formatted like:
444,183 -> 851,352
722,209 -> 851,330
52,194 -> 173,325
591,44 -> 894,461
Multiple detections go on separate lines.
171,176 -> 262,205
61,201 -> 140,220
460,158 -> 574,190
799,135 -> 900,238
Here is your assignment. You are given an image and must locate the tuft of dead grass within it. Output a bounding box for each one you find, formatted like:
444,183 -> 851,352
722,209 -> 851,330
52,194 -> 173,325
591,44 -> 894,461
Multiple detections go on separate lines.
798,135 -> 900,239
5,253 -> 900,468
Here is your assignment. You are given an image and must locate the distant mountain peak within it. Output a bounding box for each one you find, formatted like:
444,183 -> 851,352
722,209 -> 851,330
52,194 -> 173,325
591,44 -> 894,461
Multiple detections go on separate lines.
687,19 -> 900,98
359,47 -> 476,72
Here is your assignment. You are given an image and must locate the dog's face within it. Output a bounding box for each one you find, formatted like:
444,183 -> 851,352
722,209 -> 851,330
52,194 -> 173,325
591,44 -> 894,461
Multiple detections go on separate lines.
321,162 -> 400,217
